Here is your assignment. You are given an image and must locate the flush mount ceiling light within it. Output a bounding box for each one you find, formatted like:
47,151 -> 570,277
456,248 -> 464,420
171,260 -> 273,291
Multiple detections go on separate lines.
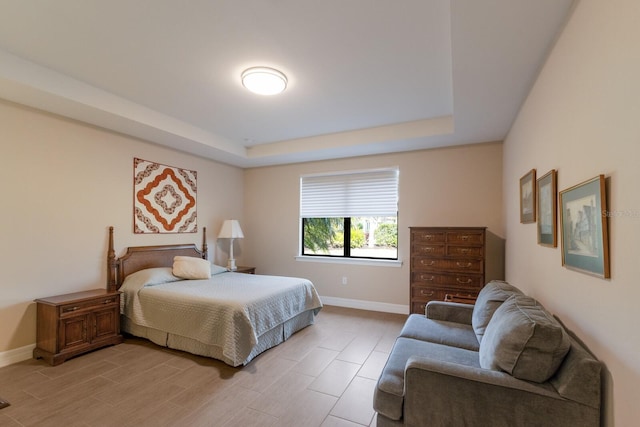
241,67 -> 287,95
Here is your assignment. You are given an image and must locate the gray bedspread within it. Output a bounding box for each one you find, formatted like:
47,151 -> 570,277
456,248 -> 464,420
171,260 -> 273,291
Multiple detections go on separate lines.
119,267 -> 322,365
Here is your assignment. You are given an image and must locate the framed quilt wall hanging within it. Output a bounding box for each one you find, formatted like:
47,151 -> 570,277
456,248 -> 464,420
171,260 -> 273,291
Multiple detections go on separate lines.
133,158 -> 197,233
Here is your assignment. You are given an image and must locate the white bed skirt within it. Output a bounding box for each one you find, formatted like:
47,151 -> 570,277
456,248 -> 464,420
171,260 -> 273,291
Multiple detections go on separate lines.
121,309 -> 317,366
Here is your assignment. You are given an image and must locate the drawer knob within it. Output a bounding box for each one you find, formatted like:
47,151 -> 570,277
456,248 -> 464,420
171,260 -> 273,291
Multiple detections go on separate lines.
456,262 -> 472,268
420,290 -> 434,297
456,278 -> 472,284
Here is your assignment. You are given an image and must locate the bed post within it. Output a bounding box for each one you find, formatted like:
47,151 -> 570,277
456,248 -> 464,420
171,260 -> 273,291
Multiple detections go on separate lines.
107,226 -> 117,292
202,227 -> 208,260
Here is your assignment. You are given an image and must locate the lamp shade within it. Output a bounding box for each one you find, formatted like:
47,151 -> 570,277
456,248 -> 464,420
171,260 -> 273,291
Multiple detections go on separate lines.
218,220 -> 244,239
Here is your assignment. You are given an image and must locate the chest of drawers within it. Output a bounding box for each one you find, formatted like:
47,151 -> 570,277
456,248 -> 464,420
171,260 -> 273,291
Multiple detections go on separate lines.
410,227 -> 486,314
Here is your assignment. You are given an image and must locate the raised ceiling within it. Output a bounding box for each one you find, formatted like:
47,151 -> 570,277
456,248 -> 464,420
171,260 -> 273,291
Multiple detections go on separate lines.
0,0 -> 573,167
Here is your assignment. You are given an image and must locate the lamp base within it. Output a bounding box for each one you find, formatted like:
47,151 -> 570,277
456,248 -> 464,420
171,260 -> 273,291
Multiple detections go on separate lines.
227,259 -> 237,271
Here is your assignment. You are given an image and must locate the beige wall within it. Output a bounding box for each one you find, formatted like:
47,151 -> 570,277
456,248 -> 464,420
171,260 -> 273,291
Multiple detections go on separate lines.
243,142 -> 504,310
503,0 -> 640,425
0,100 -> 244,354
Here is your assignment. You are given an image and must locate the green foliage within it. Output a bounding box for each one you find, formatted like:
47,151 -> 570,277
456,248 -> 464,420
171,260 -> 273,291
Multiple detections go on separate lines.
375,223 -> 397,247
350,228 -> 366,248
303,218 -> 333,253
333,231 -> 344,248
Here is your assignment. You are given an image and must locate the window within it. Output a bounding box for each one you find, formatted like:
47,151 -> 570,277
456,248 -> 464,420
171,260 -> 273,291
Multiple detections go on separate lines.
300,168 -> 398,260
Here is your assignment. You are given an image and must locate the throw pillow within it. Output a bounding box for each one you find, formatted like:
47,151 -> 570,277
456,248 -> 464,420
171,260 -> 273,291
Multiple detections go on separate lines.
479,295 -> 571,383
172,256 -> 211,280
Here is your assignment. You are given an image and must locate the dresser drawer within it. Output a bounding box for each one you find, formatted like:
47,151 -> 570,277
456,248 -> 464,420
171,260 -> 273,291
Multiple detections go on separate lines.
446,245 -> 484,257
412,257 -> 484,274
412,243 -> 446,256
59,296 -> 118,317
411,272 -> 485,288
411,230 -> 446,244
410,287 -> 480,314
446,231 -> 484,245
411,286 -> 448,301
410,288 -> 449,315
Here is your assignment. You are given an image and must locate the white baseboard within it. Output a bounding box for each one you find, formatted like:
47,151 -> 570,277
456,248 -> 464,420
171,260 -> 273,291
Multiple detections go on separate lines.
0,343 -> 35,368
320,296 -> 409,315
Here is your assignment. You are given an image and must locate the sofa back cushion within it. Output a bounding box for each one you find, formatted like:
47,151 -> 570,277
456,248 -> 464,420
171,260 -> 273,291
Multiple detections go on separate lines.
472,280 -> 523,343
550,316 -> 602,408
479,295 -> 571,383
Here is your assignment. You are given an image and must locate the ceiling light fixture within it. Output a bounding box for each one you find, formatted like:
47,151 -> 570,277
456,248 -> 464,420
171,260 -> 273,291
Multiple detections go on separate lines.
241,67 -> 287,95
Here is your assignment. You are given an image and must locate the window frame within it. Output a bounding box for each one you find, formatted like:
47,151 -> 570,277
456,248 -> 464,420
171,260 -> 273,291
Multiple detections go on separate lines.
299,167 -> 399,262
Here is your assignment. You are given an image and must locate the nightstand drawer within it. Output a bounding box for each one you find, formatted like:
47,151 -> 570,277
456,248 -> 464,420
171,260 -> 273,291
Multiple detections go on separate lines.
59,296 -> 118,317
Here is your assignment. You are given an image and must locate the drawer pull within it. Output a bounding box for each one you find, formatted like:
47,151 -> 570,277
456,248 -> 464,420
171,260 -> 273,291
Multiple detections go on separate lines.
423,234 -> 434,240
420,275 -> 435,281
456,262 -> 472,268
63,306 -> 80,313
103,299 -> 113,304
456,278 -> 472,284
423,247 -> 434,253
420,260 -> 435,266
460,235 -> 469,240
459,248 -> 470,254
420,290 -> 435,297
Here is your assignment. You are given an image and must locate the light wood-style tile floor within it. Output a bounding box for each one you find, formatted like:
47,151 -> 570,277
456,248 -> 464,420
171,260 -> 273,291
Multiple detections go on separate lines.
0,306 -> 407,427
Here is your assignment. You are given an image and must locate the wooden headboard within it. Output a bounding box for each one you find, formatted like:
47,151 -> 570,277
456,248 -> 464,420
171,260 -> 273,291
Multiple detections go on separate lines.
107,226 -> 208,292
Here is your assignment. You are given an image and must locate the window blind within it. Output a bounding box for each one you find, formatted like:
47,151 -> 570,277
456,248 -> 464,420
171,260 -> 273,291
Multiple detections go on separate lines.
300,168 -> 398,218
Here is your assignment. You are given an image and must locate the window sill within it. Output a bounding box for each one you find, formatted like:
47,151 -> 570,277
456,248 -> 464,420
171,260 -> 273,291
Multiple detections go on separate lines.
295,256 -> 403,267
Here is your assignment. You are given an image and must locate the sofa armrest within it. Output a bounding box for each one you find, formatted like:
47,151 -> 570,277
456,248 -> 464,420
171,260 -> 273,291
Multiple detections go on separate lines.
403,356 -> 599,427
425,301 -> 474,324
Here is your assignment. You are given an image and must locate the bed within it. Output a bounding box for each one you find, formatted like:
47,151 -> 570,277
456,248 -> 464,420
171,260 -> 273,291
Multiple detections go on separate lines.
107,227 -> 323,366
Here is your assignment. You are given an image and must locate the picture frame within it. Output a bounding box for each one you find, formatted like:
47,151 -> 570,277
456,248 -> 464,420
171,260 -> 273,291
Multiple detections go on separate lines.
537,169 -> 557,247
520,169 -> 536,223
559,175 -> 610,278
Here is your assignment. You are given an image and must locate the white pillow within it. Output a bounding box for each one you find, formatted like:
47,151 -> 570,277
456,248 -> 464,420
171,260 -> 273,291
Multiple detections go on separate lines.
172,256 -> 211,280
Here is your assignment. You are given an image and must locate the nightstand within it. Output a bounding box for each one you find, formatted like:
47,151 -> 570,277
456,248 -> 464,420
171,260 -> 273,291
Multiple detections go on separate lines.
234,266 -> 256,274
33,289 -> 123,365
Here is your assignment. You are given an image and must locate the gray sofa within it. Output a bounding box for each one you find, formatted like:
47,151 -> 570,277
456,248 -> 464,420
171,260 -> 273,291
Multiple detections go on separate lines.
374,281 -> 602,427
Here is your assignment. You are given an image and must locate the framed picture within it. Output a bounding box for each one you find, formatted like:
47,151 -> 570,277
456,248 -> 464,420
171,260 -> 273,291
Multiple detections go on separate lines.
559,175 -> 610,278
537,169 -> 557,247
520,169 -> 536,223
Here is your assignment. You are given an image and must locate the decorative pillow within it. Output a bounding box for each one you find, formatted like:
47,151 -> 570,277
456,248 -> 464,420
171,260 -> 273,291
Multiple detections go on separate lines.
479,295 -> 571,383
472,281 -> 523,343
172,256 -> 211,280
211,264 -> 229,275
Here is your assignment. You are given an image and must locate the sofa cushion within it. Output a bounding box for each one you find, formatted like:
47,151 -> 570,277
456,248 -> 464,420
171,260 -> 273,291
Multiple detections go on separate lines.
479,295 -> 571,383
374,337 -> 480,421
472,280 -> 523,343
399,314 -> 479,351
